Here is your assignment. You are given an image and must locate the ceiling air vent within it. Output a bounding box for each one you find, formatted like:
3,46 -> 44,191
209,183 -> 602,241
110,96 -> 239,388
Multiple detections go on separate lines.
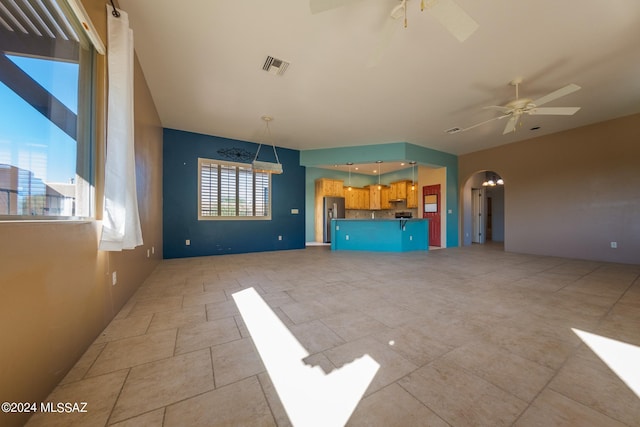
445,127 -> 462,134
263,56 -> 290,76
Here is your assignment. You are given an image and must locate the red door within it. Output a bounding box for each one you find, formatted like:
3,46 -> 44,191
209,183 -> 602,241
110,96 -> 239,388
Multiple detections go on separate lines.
423,184 -> 441,247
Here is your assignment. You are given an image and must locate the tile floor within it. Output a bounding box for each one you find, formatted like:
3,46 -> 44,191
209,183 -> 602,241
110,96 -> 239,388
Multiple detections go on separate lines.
26,244 -> 640,426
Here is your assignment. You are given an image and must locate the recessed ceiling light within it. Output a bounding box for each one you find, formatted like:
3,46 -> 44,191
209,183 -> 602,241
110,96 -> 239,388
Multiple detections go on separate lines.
530,126 -> 541,130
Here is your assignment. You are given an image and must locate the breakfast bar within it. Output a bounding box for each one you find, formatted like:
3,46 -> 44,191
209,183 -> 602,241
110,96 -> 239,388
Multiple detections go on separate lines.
330,218 -> 429,252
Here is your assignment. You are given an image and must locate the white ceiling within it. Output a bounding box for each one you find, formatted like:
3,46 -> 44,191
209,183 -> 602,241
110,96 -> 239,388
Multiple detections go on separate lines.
118,0 -> 640,156
318,160 -> 415,176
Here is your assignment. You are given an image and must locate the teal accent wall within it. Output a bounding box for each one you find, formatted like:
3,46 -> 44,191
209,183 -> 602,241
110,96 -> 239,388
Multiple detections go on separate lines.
301,142 -> 459,247
301,142 -> 408,166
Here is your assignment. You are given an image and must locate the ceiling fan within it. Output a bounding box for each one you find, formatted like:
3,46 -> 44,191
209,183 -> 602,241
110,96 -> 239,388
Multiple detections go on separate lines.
459,79 -> 582,135
310,0 -> 479,42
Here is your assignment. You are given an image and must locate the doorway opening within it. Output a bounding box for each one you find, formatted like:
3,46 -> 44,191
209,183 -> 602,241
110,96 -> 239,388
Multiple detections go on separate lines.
471,187 -> 485,243
462,170 -> 505,247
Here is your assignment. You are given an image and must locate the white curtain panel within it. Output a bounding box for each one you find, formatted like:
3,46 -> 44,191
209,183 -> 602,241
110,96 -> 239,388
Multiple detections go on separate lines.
99,4 -> 143,251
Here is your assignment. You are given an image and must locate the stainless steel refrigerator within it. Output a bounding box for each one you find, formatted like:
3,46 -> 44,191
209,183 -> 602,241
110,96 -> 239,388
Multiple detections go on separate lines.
323,196 -> 345,243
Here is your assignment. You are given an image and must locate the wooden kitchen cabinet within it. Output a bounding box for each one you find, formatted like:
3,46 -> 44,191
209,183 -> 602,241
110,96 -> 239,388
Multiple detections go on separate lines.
344,186 -> 369,210
389,179 -> 418,208
367,185 -> 379,210
357,187 -> 368,209
317,178 -> 344,197
389,180 -> 413,201
407,182 -> 418,208
366,185 -> 389,210
315,178 -> 344,242
381,186 -> 391,209
344,187 -> 357,209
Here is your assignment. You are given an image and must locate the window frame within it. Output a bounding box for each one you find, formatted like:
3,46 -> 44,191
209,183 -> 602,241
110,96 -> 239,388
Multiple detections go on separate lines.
0,0 -> 97,221
198,157 -> 272,221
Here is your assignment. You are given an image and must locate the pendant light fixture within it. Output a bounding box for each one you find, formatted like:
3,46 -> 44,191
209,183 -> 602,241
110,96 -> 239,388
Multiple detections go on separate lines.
347,162 -> 353,191
410,161 -> 416,190
252,115 -> 283,174
376,160 -> 383,190
482,171 -> 504,186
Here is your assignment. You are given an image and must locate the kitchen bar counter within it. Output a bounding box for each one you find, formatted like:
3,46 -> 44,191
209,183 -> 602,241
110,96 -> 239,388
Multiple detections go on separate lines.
330,218 -> 429,252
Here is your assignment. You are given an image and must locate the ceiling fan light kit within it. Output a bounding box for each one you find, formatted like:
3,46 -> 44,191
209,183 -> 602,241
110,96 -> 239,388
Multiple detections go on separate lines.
388,0 -> 478,39
311,0 -> 478,67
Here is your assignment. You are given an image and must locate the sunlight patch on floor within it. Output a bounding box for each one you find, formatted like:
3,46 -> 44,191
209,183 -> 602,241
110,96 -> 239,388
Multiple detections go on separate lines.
233,287 -> 380,427
572,328 -> 640,399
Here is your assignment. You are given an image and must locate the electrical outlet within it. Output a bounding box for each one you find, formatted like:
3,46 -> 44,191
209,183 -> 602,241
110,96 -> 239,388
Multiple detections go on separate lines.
147,249 -> 150,258
278,235 -> 282,241
185,239 -> 191,246
152,246 -> 155,254
346,235 -> 349,240
112,271 -> 117,286
610,241 -> 618,249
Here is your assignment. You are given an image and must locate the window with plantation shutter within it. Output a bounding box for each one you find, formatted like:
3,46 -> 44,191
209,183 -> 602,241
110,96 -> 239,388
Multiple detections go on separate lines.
198,158 -> 271,220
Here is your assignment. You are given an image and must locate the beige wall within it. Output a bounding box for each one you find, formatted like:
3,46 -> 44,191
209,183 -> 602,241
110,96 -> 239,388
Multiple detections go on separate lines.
459,113 -> 640,264
0,1 -> 163,426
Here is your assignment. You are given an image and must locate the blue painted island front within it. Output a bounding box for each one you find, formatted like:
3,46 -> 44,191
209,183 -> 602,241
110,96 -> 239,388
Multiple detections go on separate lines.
330,218 -> 429,252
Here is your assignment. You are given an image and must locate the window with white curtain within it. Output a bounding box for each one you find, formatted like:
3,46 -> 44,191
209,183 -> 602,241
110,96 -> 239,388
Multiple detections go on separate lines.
198,158 -> 271,220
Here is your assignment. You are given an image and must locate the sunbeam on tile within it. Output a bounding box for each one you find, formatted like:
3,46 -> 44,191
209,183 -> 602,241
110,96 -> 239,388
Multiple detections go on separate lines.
233,287 -> 380,427
572,328 -> 640,399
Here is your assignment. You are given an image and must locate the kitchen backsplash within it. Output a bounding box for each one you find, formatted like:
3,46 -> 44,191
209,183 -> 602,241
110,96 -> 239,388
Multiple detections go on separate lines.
346,208 -> 419,219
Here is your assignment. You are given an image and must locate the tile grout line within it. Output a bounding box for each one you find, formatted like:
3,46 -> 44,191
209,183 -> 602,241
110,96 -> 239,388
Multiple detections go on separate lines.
508,273 -> 638,426
255,373 -> 285,427
104,367 -> 131,426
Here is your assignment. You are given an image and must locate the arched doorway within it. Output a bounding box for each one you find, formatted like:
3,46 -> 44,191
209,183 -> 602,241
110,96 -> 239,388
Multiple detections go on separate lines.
461,170 -> 505,246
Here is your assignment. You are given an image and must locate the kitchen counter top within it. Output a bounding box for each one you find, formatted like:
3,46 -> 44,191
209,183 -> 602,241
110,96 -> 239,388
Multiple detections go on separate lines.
332,218 -> 421,221
330,218 -> 428,252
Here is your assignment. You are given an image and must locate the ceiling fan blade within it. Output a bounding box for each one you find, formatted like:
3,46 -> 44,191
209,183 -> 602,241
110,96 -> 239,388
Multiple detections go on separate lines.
483,105 -> 512,114
503,114 -> 520,134
529,107 -> 581,115
390,0 -> 406,20
366,16 -> 400,68
532,83 -> 581,107
425,0 -> 479,42
460,114 -> 510,132
309,0 -> 361,14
